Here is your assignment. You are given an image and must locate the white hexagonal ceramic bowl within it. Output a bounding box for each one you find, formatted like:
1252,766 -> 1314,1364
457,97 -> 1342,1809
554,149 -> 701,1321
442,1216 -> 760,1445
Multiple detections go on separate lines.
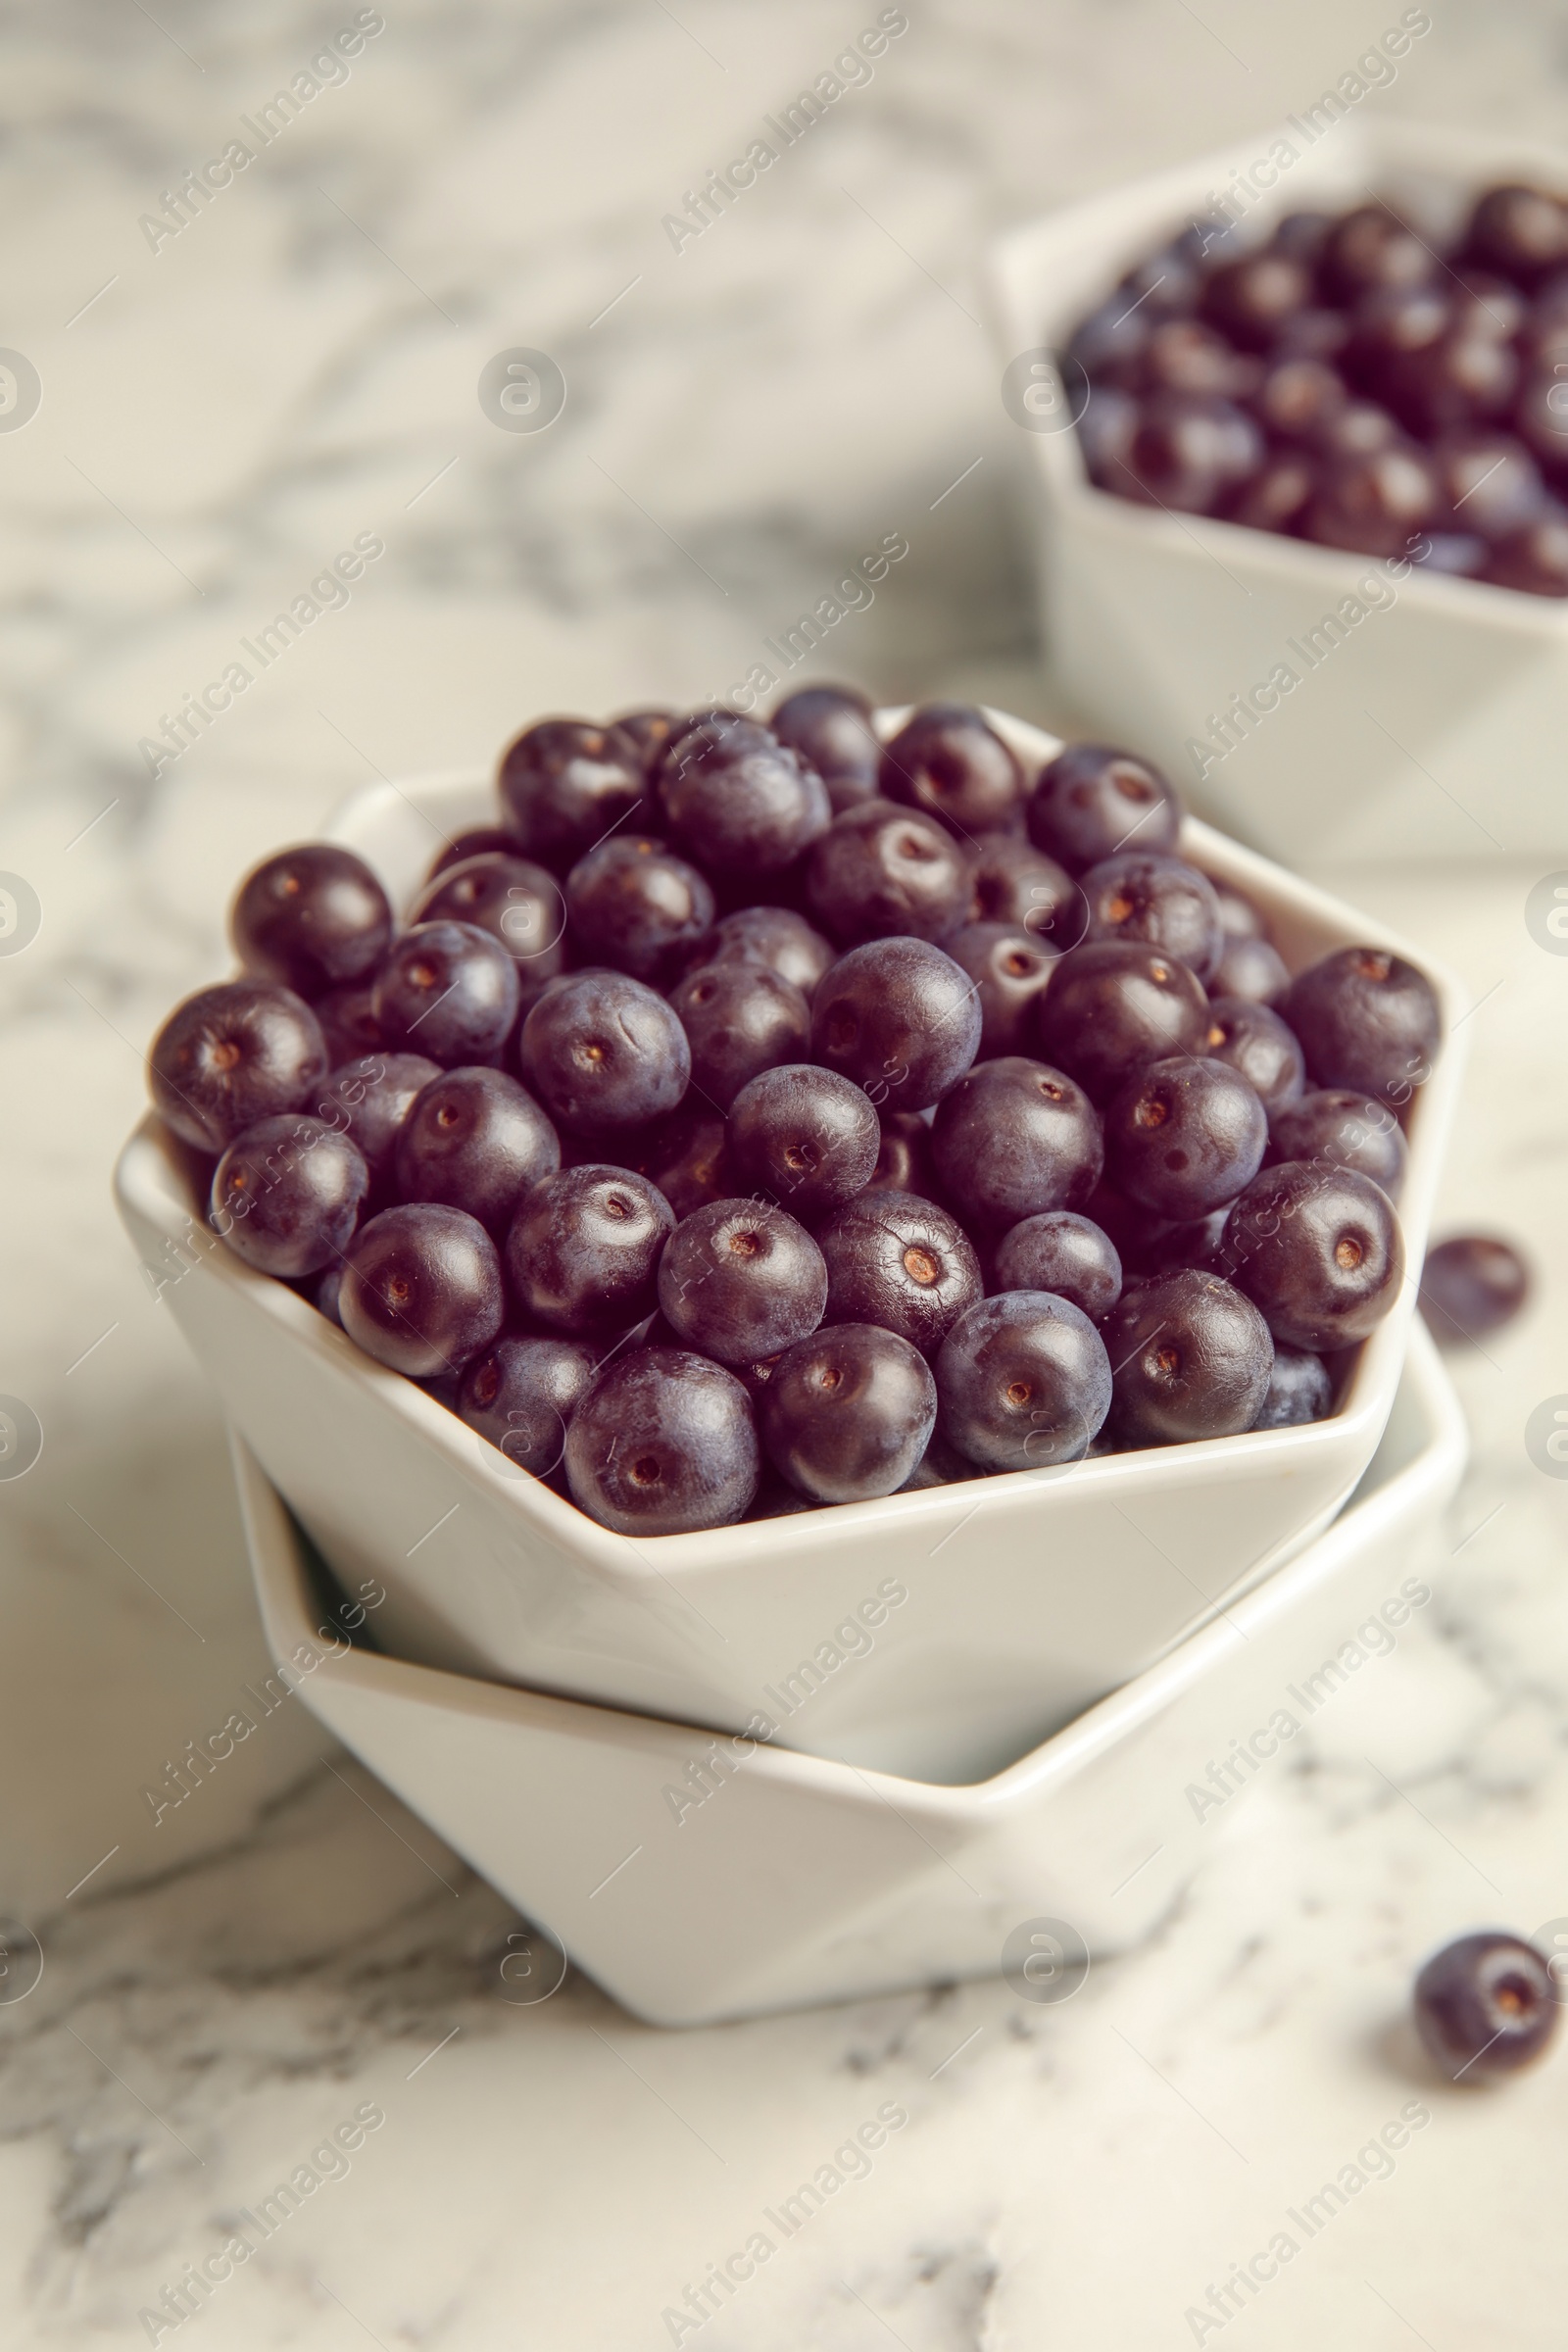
115,707 -> 1464,1785
230,1319 -> 1464,2026
985,116 -> 1568,863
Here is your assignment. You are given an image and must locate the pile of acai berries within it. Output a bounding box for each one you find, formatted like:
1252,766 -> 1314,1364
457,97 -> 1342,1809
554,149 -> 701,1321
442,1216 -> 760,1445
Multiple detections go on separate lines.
146,691 -> 1441,1536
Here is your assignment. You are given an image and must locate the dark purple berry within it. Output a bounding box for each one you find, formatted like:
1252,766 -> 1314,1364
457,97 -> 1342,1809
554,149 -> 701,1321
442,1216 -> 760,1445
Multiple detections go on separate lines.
149,979 -> 328,1153
395,1067 -> 560,1237
612,707 -> 680,777
1209,933 -> 1290,1005
865,1110 -> 941,1201
339,1202 -> 505,1377
815,1189 -> 981,1356
1429,429 -> 1544,541
878,703 -> 1027,837
808,800 -> 970,945
211,1114 -> 368,1277
230,843 -> 392,998
728,1063 -> 879,1214
410,853 -> 567,984
931,1056 -> 1102,1232
1120,391 -> 1264,514
519,969 -> 691,1134
991,1209 -> 1122,1320
1028,745 -> 1180,874
1081,851 -> 1223,980
1304,445 -> 1439,558
314,982 -> 384,1065
810,937 -> 982,1112
1200,249 -> 1315,350
658,717 -> 830,872
1250,355 -> 1347,443
425,827 -> 516,880
1482,514 -> 1568,594
498,718 -> 647,869
936,1293 -> 1112,1470
643,1106 -> 738,1219
761,1323 -> 937,1502
1284,946 -> 1442,1103
1268,1090 -> 1408,1200
696,905 -> 836,998
1321,204 -> 1436,304
1413,1931 -> 1558,2083
564,1348 -> 759,1536
1201,1000 -> 1303,1114
668,960 -> 810,1111
1249,1347 -> 1332,1429
1419,1234 -> 1531,1347
564,836 -> 715,981
770,685 -> 881,812
658,1200 -> 827,1365
1465,183 -> 1568,286
1036,940 -> 1209,1106
1105,1056 -> 1266,1220
371,921 -> 520,1067
505,1165 -> 674,1335
944,922 -> 1058,1057
460,1335 -> 601,1477
314,1053 -> 441,1172
1225,452 -> 1314,532
1223,1161 -> 1404,1349
1102,1269 -> 1273,1446
961,832 -> 1084,948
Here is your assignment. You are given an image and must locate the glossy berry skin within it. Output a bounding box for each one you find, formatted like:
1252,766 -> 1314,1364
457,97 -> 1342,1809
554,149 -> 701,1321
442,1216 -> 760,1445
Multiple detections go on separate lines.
339,1202 -> 505,1377
314,983 -> 383,1066
564,1348 -> 759,1536
658,717 -> 830,873
505,1164 -> 674,1335
1122,392 -> 1264,514
962,833 -> 1083,948
1209,933 -> 1290,1005
1413,1932 -> 1558,2083
1250,1346 -> 1333,1429
498,717 -> 647,868
1080,851 -> 1223,981
1102,1269 -> 1274,1447
815,1188 -> 981,1356
1284,946 -> 1441,1103
149,979 -> 328,1153
1419,1234 -> 1531,1347
1028,745 -> 1180,874
668,961 -> 810,1111
658,1199 -> 827,1365
1201,999 -> 1304,1115
211,1115 -> 368,1278
1201,250 -> 1314,350
936,1293 -> 1112,1471
761,1323 -> 937,1502
230,844 -> 392,999
1321,204 -> 1436,304
460,1334 -> 601,1477
315,1053 -> 441,1172
565,836 -> 715,981
1304,445 -> 1438,559
810,937 -> 982,1113
878,704 -> 1027,838
1466,184 -> 1568,285
1483,513 -> 1568,595
1269,1089 -> 1408,1200
426,826 -> 517,880
1036,941 -> 1209,1107
410,853 -> 567,983
1223,1161 -> 1404,1350
944,922 -> 1058,1058
1106,1055 -> 1267,1221
770,685 -> 881,812
520,969 -> 691,1134
865,1110 -> 942,1201
931,1056 -> 1102,1233
996,1198 -> 1117,1301
728,1063 -> 880,1215
808,800 -> 971,946
612,707 -> 679,777
697,905 -> 835,998
394,1066 -> 560,1237
371,922 -> 520,1067
1428,429 -> 1544,542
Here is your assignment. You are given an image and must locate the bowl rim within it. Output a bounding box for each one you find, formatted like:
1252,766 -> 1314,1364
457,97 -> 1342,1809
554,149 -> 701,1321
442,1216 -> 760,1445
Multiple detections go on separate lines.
983,111 -> 1568,639
234,1312 -> 1466,1813
116,705 -> 1466,1589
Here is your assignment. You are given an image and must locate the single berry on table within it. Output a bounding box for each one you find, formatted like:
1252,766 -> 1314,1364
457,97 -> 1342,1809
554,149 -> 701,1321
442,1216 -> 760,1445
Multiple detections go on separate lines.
1412,1931 -> 1558,2082
1419,1234 -> 1531,1346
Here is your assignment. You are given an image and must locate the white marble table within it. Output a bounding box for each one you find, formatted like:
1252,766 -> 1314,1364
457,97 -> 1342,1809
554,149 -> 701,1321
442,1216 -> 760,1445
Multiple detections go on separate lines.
4,2 -> 1568,2344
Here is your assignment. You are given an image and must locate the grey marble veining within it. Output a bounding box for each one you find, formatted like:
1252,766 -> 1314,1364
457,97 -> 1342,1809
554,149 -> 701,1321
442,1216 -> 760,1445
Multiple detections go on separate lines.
5,0 -> 1568,2344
